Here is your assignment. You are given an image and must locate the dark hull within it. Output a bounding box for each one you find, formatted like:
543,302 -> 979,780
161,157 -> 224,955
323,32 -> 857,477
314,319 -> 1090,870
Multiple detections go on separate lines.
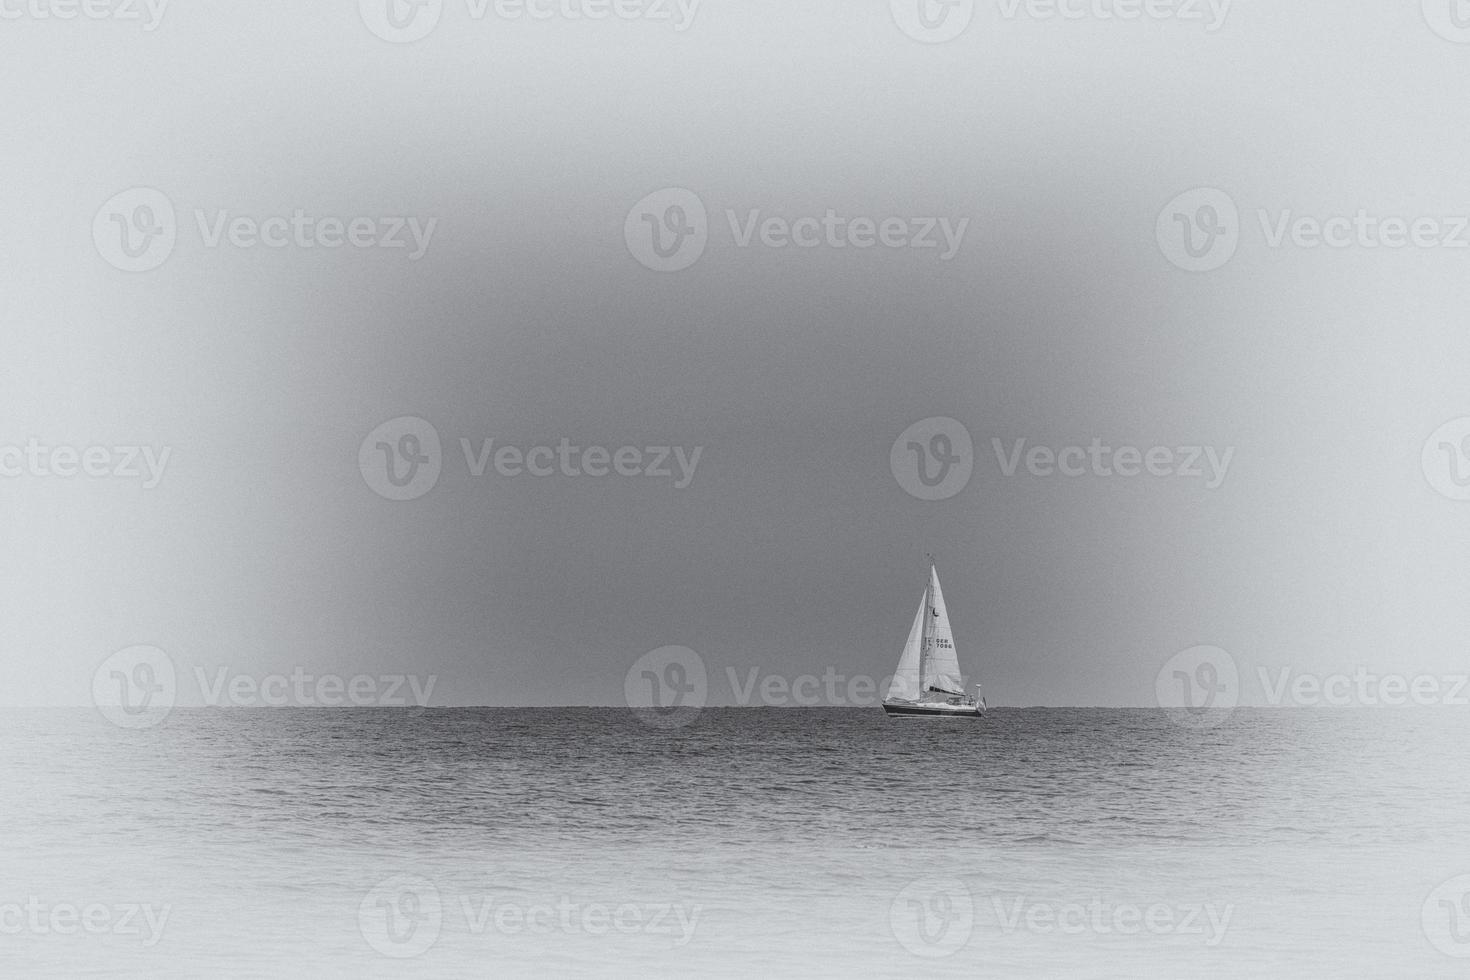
882,701 -> 984,719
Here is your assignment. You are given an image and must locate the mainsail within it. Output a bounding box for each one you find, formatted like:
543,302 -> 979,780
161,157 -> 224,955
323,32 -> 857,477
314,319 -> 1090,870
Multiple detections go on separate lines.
885,562 -> 966,701
921,567 -> 966,696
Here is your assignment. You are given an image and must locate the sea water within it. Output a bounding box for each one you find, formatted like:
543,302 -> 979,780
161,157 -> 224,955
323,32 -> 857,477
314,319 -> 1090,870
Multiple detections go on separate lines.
2,707 -> 1468,977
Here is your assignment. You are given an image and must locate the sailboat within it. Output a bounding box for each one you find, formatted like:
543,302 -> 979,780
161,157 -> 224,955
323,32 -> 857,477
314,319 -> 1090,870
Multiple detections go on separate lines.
881,559 -> 986,718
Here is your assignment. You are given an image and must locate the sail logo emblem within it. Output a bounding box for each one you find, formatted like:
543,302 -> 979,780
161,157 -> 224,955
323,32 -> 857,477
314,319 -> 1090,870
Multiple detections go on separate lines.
360,0 -> 443,42
359,416 -> 443,501
1422,417 -> 1470,501
890,0 -> 974,43
889,879 -> 974,958
625,646 -> 707,729
1156,187 -> 1239,272
1423,0 -> 1470,42
1423,875 -> 1470,957
1155,645 -> 1238,729
92,188 -> 177,272
891,418 -> 974,501
624,188 -> 708,272
359,875 -> 443,957
91,644 -> 177,729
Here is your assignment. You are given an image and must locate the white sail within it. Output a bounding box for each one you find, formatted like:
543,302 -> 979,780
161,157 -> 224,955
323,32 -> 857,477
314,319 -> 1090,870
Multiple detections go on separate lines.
884,593 -> 927,700
921,567 -> 966,696
881,560 -> 985,717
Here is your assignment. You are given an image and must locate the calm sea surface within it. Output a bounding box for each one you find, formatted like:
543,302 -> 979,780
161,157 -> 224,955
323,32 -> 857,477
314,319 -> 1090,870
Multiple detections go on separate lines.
3,708 -> 1470,977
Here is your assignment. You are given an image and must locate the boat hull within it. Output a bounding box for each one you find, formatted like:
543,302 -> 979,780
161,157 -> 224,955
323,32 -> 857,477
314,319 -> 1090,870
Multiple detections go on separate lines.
882,700 -> 985,719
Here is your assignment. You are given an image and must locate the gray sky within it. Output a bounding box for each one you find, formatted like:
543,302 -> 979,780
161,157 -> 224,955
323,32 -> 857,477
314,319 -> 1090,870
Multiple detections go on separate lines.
4,1 -> 1470,707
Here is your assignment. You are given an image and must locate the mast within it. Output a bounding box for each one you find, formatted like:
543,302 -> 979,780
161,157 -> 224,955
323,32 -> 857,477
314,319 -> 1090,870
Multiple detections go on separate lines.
920,554 -> 934,697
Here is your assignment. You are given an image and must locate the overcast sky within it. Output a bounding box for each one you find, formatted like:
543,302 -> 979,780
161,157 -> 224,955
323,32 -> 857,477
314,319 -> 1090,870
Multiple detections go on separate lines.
4,1 -> 1470,708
